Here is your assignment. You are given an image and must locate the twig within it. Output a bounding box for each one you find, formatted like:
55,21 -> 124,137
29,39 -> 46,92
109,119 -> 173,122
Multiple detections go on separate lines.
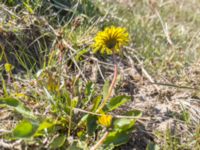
71,107 -> 148,120
90,57 -> 115,67
150,82 -> 199,90
62,39 -> 76,53
90,131 -> 109,150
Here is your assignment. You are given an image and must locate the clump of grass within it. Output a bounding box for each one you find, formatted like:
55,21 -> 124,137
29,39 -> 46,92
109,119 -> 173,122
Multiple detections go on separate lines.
0,2 -> 142,147
0,0 -> 101,72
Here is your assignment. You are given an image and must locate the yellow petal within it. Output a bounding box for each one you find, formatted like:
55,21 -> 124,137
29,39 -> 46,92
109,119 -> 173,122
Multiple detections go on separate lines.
98,114 -> 112,128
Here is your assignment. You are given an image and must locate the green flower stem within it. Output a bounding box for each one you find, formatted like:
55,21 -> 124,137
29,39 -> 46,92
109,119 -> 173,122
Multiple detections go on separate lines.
96,53 -> 118,113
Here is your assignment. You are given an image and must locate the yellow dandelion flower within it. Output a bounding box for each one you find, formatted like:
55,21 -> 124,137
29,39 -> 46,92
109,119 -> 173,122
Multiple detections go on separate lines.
93,26 -> 129,55
4,63 -> 13,73
98,114 -> 112,128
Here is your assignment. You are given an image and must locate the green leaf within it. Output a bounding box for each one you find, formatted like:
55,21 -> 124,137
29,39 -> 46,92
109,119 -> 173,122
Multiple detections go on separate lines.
92,95 -> 102,111
107,95 -> 131,111
13,120 -> 38,138
85,82 -> 94,96
114,118 -> 136,132
75,49 -> 88,61
112,109 -> 142,132
67,141 -> 87,150
181,110 -> 190,123
65,91 -> 72,106
146,142 -> 160,150
43,87 -> 55,105
125,109 -> 142,118
36,120 -> 55,132
83,82 -> 94,105
0,97 -> 36,119
103,131 -> 129,147
103,144 -> 115,150
76,114 -> 89,130
64,92 -> 72,114
86,115 -> 97,135
0,97 -> 19,106
67,143 -> 83,150
72,97 -> 78,108
50,134 -> 66,149
23,2 -> 34,14
102,80 -> 110,99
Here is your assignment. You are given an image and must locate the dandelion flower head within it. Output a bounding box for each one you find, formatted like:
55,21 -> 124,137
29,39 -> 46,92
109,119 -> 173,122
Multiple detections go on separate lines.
93,26 -> 129,55
98,114 -> 112,128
